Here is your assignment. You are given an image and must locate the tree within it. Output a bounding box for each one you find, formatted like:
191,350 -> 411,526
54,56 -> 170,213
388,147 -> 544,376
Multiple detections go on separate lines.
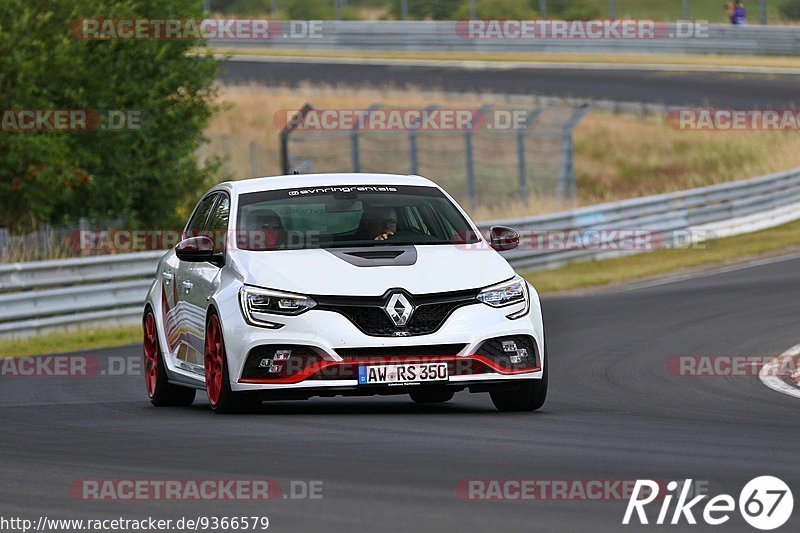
0,0 -> 220,231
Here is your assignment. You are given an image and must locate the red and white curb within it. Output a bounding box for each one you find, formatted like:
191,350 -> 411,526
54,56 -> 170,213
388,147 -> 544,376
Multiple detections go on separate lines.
759,343 -> 800,399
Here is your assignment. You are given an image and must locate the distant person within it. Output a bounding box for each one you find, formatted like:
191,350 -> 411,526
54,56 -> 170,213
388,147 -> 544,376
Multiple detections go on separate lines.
732,1 -> 747,25
725,2 -> 735,23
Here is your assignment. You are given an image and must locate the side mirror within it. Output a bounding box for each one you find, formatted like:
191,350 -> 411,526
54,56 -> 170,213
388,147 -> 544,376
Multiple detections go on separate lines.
176,236 -> 224,266
489,226 -> 520,252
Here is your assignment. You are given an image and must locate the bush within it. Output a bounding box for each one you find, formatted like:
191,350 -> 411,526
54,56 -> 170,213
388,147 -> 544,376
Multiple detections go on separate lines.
0,0 -> 220,231
389,0 -> 461,20
547,0 -> 604,19
779,0 -> 800,19
453,0 -> 538,18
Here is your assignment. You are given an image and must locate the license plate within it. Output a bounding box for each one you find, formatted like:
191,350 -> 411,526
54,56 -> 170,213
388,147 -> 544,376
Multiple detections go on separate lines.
358,363 -> 449,386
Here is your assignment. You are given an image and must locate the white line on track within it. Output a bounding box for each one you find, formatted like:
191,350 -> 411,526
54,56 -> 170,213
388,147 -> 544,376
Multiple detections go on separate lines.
760,343 -> 800,399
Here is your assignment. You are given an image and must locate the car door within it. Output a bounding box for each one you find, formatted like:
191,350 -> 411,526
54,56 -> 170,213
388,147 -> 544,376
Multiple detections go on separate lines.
183,192 -> 230,365
173,193 -> 219,372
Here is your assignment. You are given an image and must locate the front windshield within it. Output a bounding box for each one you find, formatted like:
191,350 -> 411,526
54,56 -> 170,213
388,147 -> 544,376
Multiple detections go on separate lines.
236,184 -> 481,251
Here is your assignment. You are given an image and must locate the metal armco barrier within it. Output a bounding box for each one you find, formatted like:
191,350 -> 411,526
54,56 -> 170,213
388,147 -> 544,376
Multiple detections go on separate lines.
2,167 -> 800,337
211,21 -> 800,57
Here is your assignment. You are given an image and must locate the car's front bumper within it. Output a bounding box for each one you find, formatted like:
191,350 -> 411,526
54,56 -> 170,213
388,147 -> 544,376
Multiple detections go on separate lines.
218,284 -> 545,392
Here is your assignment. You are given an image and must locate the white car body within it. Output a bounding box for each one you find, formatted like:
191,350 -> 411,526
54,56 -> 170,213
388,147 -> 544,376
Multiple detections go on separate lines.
143,173 -> 546,412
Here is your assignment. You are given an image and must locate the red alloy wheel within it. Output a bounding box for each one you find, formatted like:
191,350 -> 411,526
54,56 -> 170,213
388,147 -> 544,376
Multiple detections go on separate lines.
205,314 -> 225,407
143,312 -> 159,397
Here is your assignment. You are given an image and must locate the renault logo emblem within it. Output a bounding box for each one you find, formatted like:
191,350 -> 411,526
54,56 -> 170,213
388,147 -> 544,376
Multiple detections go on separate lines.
385,293 -> 414,327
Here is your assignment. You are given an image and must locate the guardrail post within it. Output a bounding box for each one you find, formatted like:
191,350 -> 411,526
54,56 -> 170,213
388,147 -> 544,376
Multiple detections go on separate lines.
517,109 -> 543,206
280,103 -> 314,175
558,104 -> 591,201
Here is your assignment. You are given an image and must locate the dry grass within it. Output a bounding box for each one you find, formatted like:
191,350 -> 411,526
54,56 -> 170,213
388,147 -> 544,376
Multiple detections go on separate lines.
574,112 -> 800,203
207,84 -> 800,220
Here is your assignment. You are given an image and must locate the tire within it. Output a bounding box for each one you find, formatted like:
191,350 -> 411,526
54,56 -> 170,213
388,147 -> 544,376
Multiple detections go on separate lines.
490,358 -> 548,412
409,388 -> 455,404
205,311 -> 261,414
143,309 -> 196,407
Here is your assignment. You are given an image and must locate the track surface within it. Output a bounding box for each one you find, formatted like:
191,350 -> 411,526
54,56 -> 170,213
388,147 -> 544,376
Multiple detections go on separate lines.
220,59 -> 800,109
2,256 -> 800,531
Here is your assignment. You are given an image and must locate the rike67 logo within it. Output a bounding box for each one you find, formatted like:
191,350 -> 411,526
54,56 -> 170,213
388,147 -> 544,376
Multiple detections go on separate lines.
623,476 -> 793,530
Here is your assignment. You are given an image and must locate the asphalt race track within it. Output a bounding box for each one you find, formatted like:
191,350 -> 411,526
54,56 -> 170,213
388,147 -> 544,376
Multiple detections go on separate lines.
220,59 -> 800,109
2,255 -> 799,532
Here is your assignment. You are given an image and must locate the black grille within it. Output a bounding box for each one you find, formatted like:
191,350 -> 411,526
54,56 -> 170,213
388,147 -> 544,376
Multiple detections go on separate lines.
315,289 -> 479,337
476,335 -> 539,370
335,344 -> 467,360
241,345 -> 320,380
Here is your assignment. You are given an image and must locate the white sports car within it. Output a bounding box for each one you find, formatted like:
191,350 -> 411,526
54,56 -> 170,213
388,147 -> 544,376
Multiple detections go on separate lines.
143,173 -> 547,413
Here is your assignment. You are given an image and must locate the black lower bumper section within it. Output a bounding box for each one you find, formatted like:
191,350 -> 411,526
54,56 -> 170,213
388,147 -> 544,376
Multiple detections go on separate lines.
255,380 -> 529,401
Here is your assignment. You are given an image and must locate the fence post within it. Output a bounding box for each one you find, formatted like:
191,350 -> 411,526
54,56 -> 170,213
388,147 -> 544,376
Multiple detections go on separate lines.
250,141 -> 259,177
464,105 -> 492,212
609,0 -> 616,20
39,223 -> 52,259
400,0 -> 409,20
682,0 -> 690,20
280,103 -> 314,175
409,104 -> 438,175
0,227 -> 8,260
351,104 -> 382,173
222,135 -> 231,177
539,0 -> 547,18
759,0 -> 767,24
558,104 -> 591,201
517,109 -> 543,206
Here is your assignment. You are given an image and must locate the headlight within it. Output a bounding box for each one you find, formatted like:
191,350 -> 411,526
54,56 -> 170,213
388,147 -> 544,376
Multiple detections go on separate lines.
477,275 -> 530,319
239,285 -> 316,326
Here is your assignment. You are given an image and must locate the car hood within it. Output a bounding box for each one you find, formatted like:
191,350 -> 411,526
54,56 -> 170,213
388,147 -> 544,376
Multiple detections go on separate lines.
230,245 -> 515,296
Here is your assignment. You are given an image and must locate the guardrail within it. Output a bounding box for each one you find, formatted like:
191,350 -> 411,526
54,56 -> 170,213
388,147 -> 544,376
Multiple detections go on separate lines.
211,21 -> 800,56
2,167 -> 800,337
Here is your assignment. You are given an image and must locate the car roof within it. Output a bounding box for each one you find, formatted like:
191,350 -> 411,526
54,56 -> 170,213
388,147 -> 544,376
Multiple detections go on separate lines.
213,173 -> 439,196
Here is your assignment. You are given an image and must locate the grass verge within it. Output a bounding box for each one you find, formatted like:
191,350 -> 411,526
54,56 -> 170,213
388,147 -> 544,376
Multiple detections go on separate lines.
0,326 -> 141,358
524,218 -> 800,293
211,48 -> 800,70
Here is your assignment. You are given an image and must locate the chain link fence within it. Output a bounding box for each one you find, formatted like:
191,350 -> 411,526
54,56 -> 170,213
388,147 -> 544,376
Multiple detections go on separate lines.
278,103 -> 589,211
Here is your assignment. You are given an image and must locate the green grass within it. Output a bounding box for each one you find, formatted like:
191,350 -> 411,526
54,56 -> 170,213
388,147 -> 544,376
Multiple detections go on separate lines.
614,0 -> 782,22
524,218 -> 800,293
0,326 -> 141,358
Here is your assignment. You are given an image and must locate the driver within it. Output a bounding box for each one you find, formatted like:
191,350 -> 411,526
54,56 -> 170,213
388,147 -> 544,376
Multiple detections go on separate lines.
357,206 -> 398,241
